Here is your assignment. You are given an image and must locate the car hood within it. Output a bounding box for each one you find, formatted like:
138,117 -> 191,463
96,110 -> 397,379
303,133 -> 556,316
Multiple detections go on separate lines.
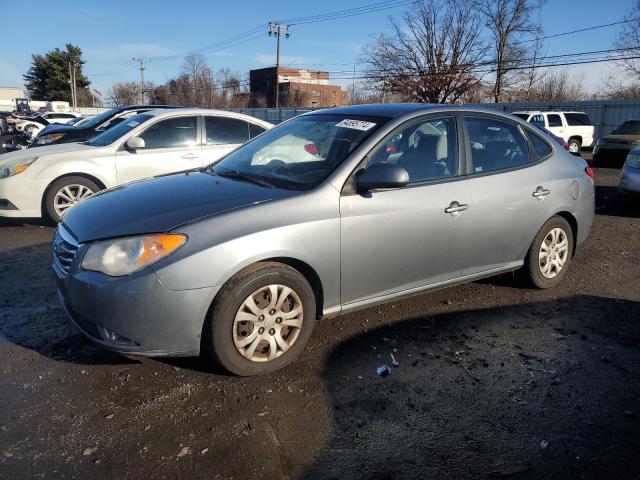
62,171 -> 292,242
38,123 -> 79,136
0,142 -> 98,165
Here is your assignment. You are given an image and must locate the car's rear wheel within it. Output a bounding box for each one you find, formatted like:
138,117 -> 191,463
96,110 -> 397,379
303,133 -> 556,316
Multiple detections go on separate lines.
45,176 -> 99,222
203,262 -> 316,376
568,138 -> 581,155
521,216 -> 574,289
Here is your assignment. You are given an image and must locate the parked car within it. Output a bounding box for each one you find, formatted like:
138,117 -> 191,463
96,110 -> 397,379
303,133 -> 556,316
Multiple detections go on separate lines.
592,120 -> 640,167
15,112 -> 82,136
0,108 -> 272,221
51,104 -> 595,376
619,147 -> 640,195
512,111 -> 594,154
526,121 -> 569,150
31,105 -> 183,147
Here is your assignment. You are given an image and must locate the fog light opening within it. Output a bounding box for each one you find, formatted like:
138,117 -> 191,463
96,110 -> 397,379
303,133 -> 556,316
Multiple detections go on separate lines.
96,326 -> 136,346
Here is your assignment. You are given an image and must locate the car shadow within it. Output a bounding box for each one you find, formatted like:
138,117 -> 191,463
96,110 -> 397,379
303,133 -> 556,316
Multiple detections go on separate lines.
595,185 -> 639,218
302,294 -> 640,480
0,243 -> 137,365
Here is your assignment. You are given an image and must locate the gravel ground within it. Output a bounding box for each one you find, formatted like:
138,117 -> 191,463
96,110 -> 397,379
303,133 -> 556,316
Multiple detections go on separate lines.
0,153 -> 638,479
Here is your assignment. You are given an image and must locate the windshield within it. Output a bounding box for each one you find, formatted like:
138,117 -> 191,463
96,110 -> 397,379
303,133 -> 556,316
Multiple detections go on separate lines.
88,113 -> 153,147
80,108 -> 120,129
209,114 -> 387,189
613,121 -> 640,135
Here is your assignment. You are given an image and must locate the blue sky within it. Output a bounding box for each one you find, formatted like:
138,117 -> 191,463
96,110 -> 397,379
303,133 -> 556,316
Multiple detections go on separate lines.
0,0 -> 634,97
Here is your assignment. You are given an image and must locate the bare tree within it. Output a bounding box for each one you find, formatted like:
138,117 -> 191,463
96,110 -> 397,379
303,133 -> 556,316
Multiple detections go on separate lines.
182,53 -> 211,107
362,0 -> 485,104
107,82 -> 139,106
477,0 -> 543,102
614,1 -> 640,82
530,69 -> 585,101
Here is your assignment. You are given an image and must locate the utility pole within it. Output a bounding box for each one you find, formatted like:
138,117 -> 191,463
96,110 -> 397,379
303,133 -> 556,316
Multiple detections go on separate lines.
133,58 -> 147,104
68,62 -> 77,110
268,22 -> 289,108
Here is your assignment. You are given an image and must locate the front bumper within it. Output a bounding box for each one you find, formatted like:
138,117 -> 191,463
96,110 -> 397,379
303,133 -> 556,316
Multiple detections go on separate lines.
55,264 -> 219,357
619,163 -> 640,194
0,174 -> 48,218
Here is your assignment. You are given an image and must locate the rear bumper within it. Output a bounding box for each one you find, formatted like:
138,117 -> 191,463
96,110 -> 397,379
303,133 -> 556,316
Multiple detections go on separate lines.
55,267 -> 219,357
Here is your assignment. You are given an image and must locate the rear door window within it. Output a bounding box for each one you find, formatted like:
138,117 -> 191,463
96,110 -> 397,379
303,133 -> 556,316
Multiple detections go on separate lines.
527,131 -> 553,157
564,113 -> 592,126
249,123 -> 267,139
205,117 -> 250,145
464,117 -> 530,174
547,114 -> 563,127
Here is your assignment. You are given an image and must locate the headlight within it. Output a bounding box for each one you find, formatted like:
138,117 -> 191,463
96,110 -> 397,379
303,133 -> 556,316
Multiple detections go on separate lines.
626,152 -> 640,169
81,233 -> 187,276
36,133 -> 66,145
0,156 -> 38,179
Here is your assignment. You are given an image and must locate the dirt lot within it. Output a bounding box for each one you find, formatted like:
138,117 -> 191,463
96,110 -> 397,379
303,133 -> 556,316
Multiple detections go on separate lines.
0,157 -> 639,479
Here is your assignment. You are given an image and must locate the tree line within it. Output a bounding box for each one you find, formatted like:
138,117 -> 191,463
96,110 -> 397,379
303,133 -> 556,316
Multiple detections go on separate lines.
22,0 -> 640,108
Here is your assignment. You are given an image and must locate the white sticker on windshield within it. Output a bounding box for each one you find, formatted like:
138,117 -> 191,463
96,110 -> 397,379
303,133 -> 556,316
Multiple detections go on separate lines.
335,119 -> 376,131
126,121 -> 140,127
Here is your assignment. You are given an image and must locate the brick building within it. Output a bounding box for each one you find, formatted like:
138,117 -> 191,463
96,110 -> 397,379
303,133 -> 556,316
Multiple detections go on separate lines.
249,67 -> 347,108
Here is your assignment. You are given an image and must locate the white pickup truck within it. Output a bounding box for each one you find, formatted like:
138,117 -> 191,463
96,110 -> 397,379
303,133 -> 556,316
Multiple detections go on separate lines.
512,111 -> 595,154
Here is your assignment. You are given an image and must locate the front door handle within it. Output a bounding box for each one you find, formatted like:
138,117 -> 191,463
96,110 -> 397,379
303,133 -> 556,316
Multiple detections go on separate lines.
444,201 -> 469,215
181,153 -> 200,160
532,186 -> 551,199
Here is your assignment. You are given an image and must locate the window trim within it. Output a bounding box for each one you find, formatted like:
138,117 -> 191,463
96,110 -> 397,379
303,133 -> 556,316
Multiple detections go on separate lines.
341,113 -> 465,195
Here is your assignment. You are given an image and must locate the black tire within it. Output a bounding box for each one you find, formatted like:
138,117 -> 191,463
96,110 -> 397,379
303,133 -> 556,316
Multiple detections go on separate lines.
44,176 -> 100,222
203,262 -> 316,376
24,124 -> 37,134
568,138 -> 581,155
521,216 -> 574,289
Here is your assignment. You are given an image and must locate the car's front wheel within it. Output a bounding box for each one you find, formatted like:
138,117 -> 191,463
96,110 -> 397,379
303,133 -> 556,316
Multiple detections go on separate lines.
203,262 -> 316,376
521,216 -> 574,289
45,176 -> 99,222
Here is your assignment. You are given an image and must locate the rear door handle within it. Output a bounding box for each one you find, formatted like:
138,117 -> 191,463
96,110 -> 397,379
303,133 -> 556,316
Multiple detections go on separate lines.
444,201 -> 469,215
181,153 -> 200,160
532,186 -> 551,199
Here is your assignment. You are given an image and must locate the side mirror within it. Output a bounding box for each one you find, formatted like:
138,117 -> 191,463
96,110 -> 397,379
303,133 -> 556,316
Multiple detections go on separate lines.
357,163 -> 409,192
125,137 -> 145,151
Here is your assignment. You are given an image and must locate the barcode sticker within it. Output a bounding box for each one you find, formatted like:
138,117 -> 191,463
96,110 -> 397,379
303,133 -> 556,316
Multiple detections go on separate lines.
126,121 -> 140,127
335,119 -> 376,131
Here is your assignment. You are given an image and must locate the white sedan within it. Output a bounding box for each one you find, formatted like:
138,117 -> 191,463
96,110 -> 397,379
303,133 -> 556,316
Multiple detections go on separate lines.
15,112 -> 83,135
0,108 -> 272,221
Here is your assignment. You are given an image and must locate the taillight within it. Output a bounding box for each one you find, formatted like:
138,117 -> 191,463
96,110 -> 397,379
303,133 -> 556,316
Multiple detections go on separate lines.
386,145 -> 397,153
585,166 -> 594,179
304,143 -> 318,156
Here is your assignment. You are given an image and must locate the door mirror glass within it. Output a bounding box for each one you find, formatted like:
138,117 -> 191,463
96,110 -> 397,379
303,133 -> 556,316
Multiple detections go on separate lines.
357,163 -> 409,191
126,137 -> 146,151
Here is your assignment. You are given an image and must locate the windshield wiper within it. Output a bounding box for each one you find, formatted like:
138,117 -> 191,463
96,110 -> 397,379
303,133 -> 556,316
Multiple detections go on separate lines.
215,170 -> 275,188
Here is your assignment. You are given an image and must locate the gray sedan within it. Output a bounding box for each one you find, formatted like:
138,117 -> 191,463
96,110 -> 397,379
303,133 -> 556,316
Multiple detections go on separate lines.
619,147 -> 640,195
53,104 -> 595,376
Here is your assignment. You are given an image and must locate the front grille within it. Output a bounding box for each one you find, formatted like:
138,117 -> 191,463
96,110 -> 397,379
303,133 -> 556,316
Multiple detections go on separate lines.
52,225 -> 79,278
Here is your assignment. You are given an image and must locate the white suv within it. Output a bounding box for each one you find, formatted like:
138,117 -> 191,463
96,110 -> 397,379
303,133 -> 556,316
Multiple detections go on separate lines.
512,111 -> 594,154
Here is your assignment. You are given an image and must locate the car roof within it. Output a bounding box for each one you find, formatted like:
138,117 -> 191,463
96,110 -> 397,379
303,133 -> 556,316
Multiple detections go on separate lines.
306,103 -> 523,120
305,103 -> 522,121
140,108 -> 273,126
512,110 -> 588,115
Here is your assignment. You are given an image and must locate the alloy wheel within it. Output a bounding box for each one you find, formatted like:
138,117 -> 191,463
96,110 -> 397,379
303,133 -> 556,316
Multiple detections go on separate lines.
53,184 -> 95,217
538,227 -> 569,279
232,284 -> 304,362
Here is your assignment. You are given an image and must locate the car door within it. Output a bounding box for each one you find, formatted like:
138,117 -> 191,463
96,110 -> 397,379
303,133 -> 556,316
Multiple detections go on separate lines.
201,116 -> 251,165
546,113 -> 565,139
340,115 -> 470,306
459,114 -> 553,275
115,115 -> 201,184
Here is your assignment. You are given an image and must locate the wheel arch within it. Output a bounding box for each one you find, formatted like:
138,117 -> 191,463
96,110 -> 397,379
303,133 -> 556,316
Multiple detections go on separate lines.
568,135 -> 582,144
41,172 -> 108,217
554,211 -> 579,257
